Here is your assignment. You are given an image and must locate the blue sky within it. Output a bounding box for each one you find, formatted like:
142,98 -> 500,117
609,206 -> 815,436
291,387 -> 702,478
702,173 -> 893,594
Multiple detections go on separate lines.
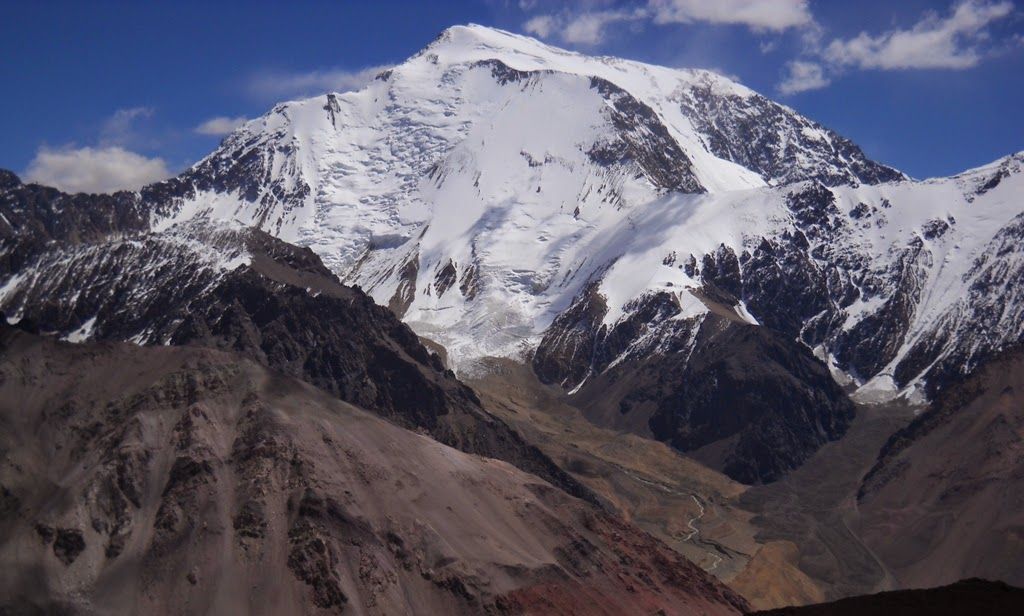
1,0 -> 1021,192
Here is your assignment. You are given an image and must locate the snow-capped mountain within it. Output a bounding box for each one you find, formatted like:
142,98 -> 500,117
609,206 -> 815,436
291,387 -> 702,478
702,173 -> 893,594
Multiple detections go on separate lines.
2,24 -> 1022,480
146,28 -> 881,347
136,25 -> 1016,401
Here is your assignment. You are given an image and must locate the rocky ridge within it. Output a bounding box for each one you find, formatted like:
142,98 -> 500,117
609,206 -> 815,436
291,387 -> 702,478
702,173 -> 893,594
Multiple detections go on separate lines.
0,171 -> 590,503
0,324 -> 748,615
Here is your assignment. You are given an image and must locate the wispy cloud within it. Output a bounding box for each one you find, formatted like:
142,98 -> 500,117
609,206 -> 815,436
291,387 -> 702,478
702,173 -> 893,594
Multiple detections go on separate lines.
823,0 -> 1014,70
772,0 -> 1017,95
523,14 -> 559,39
523,0 -> 812,46
25,145 -> 170,194
777,60 -> 829,94
649,0 -> 812,32
194,115 -> 248,136
564,10 -> 644,45
98,106 -> 156,148
246,64 -> 393,101
516,0 -> 1017,96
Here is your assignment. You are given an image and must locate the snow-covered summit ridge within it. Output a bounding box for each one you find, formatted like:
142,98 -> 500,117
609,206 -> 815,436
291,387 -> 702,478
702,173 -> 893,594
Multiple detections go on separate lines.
423,24 -> 756,97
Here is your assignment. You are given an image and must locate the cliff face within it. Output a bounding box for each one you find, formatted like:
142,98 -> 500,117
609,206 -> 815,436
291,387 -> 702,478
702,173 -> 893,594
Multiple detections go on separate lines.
534,288 -> 854,484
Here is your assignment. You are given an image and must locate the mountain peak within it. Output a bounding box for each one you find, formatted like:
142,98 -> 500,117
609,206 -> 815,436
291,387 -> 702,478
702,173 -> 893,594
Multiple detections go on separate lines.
429,23 -> 568,55
418,23 -> 753,99
130,22 -> 915,385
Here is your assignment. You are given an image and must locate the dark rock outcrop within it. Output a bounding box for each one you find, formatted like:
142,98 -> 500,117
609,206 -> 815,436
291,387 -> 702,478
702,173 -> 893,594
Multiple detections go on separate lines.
534,286 -> 855,484
589,76 -> 704,193
52,529 -> 85,565
643,322 -> 854,484
678,80 -> 905,187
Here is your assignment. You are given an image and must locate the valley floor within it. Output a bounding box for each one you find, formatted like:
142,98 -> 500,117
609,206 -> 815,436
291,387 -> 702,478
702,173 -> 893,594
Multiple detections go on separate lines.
467,358 -> 925,610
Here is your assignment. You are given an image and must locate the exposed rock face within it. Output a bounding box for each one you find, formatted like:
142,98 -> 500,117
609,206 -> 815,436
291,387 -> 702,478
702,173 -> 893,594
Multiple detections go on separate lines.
857,346 -> 1024,588
534,288 -> 855,484
642,322 -> 854,484
531,282 -> 609,389
692,184 -> 929,383
894,211 -> 1024,395
386,251 -> 419,317
51,529 -> 86,566
0,171 -> 148,272
677,80 -> 904,187
588,76 -> 704,193
0,326 -> 749,616
636,169 -> 1024,401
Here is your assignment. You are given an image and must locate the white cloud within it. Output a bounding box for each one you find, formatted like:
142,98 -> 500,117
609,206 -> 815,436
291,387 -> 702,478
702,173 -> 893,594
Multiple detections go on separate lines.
564,10 -> 638,44
772,1 -> 1015,94
824,0 -> 1014,70
520,0 -> 1015,99
247,64 -> 393,101
194,115 -> 248,136
778,60 -> 830,94
99,106 -> 155,148
522,1 -> 812,46
524,9 -> 643,45
523,14 -> 558,39
25,145 -> 170,194
649,0 -> 813,31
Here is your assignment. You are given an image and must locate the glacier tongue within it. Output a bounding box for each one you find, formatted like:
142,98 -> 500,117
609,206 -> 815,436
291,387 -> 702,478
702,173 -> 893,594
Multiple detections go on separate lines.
139,24 -> 1022,399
